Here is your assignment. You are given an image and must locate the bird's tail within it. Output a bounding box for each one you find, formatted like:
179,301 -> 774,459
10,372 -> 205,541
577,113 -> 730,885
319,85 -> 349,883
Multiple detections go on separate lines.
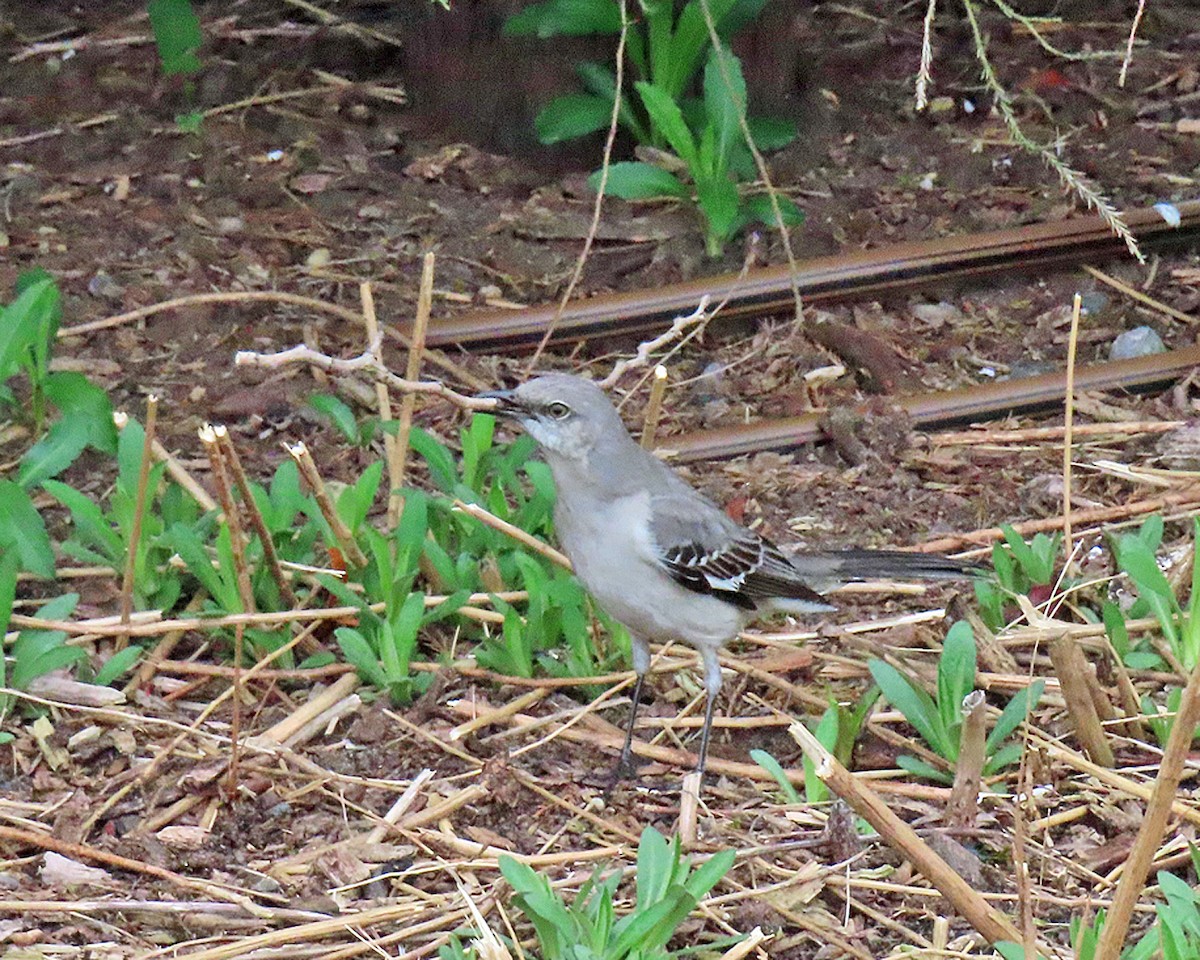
787,548 -> 985,591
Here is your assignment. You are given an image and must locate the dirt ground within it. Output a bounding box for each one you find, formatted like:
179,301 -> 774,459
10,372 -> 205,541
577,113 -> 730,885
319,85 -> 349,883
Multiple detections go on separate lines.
3,1 -> 1200,957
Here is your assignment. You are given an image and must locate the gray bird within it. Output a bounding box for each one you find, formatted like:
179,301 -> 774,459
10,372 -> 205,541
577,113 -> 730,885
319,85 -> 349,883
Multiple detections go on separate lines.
482,372 -> 979,781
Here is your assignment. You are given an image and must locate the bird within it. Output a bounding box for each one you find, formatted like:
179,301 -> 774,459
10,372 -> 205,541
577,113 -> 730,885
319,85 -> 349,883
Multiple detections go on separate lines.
481,372 -> 981,782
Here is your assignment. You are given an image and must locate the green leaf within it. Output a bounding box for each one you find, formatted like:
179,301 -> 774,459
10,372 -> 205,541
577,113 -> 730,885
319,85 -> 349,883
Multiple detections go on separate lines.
635,81 -> 698,168
986,679 -> 1044,754
896,754 -> 953,784
93,645 -> 144,686
43,372 -> 117,453
335,627 -> 388,687
308,393 -> 361,445
42,479 -> 123,562
0,480 -> 55,577
18,417 -> 91,488
0,276 -> 58,382
684,847 -> 735,899
937,621 -> 977,739
12,643 -> 87,689
703,46 -> 747,170
869,658 -> 949,758
148,0 -> 203,76
747,114 -> 798,150
535,93 -> 614,144
740,193 -> 805,229
636,826 -> 676,905
695,174 -> 740,252
750,748 -> 801,803
589,162 -> 689,199
502,0 -> 621,37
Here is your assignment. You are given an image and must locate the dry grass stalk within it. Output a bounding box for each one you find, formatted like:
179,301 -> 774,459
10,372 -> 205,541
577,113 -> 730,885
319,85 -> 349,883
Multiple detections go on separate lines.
286,440 -> 369,567
788,722 -> 1024,946
359,281 -> 402,529
1094,652 -> 1200,959
1063,292 -> 1082,563
452,498 -> 571,568
1083,264 -> 1195,324
640,364 -> 669,449
116,396 -> 158,652
149,433 -> 217,512
678,770 -> 702,844
200,423 -> 257,791
237,340 -> 490,411
922,484 -> 1200,553
393,253 -> 435,505
933,420 -> 1184,446
0,825 -> 275,916
449,688 -> 548,741
945,689 -> 987,828
218,427 -> 299,609
1048,634 -> 1115,767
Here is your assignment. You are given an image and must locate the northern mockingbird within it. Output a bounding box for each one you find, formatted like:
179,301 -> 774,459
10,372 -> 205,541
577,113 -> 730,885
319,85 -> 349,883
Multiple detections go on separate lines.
482,373 -> 979,781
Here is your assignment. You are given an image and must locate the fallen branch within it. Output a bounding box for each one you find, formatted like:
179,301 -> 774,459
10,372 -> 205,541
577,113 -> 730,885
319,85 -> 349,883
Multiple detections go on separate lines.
235,343 -> 493,411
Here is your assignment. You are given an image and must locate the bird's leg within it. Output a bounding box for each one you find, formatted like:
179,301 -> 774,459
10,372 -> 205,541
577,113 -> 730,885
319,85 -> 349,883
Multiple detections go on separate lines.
695,645 -> 723,780
612,638 -> 650,782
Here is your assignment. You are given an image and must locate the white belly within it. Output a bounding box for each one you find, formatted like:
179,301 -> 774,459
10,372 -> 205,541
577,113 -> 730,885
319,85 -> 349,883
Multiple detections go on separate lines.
555,489 -> 747,649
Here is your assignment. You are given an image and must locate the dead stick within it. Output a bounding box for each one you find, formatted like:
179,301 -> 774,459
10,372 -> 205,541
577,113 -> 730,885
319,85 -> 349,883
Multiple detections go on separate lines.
200,424 -> 256,793
922,486 -> 1200,553
788,722 -> 1023,946
286,441 -> 369,568
641,364 -> 668,450
116,397 -> 158,651
217,428 -> 298,609
1063,293 -> 1082,562
945,690 -> 987,829
394,252 -> 435,497
1049,635 -> 1115,767
1094,652 -> 1200,960
0,825 -> 273,914
360,281 -> 402,528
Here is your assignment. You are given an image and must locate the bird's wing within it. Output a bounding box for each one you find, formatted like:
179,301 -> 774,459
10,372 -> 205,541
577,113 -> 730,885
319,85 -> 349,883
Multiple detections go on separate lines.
648,493 -> 831,611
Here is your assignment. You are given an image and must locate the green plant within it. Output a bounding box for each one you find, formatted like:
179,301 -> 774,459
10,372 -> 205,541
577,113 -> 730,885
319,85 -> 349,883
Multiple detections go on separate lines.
0,270 -> 117,578
1113,515 -> 1200,671
868,621 -> 1044,784
506,0 -> 800,256
752,689 -> 877,805
975,524 -> 1061,630
42,415 -> 193,611
499,826 -> 737,960
308,393 -> 399,449
1,591 -> 85,722
1063,860 -> 1200,960
147,0 -> 204,131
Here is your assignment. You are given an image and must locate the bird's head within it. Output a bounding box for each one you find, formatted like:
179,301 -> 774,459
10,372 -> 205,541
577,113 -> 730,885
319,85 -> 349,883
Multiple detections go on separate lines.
479,373 -> 627,463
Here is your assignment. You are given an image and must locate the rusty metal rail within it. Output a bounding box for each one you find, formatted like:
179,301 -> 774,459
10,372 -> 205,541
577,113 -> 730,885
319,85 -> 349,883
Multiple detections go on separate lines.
663,343 -> 1200,461
420,201 -> 1200,348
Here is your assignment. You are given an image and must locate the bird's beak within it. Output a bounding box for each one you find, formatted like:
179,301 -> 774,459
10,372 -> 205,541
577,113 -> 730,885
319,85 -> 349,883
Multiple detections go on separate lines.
475,389 -> 521,418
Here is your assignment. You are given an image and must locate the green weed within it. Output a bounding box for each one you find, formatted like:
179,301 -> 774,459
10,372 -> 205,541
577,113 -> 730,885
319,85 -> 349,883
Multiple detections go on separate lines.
498,826 -> 738,960
868,621 -> 1044,783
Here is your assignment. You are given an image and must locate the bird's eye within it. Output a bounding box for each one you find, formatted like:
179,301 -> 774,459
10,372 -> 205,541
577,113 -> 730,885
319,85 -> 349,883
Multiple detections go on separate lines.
546,401 -> 571,420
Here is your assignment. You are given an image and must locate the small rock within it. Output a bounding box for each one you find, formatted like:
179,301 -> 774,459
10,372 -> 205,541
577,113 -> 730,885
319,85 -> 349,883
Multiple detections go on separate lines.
87,271 -> 124,301
306,247 -> 332,270
1110,325 -> 1166,361
1157,422 -> 1200,470
1078,291 -> 1110,316
215,216 -> 244,235
357,204 -> 386,220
